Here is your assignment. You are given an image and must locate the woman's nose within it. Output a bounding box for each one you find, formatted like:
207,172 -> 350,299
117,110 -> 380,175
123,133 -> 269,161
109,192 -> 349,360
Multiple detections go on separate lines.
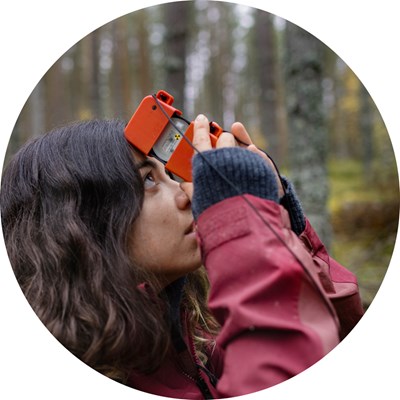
175,182 -> 193,210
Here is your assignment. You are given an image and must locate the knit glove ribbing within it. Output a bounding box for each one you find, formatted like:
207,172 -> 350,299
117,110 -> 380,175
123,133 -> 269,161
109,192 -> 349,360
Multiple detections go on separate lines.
279,176 -> 306,235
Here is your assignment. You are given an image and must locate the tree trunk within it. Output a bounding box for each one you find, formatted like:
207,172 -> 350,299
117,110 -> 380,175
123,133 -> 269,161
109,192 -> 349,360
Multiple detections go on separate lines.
163,2 -> 190,108
44,60 -> 65,129
253,10 -> 280,160
359,84 -> 374,183
284,23 -> 332,246
135,10 -> 152,97
78,31 -> 100,119
111,18 -> 132,119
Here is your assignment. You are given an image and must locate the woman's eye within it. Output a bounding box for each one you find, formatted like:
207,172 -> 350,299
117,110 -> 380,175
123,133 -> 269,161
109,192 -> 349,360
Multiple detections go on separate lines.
143,172 -> 157,189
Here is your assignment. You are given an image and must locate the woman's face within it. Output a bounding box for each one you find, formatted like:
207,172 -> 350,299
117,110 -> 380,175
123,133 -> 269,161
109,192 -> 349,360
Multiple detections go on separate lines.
130,153 -> 201,285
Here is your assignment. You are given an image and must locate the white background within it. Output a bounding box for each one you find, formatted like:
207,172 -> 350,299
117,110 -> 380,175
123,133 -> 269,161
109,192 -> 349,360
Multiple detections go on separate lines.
0,1 -> 399,399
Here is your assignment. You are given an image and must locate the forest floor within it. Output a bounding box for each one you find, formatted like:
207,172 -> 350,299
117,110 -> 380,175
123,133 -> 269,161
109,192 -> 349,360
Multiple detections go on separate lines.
328,159 -> 399,309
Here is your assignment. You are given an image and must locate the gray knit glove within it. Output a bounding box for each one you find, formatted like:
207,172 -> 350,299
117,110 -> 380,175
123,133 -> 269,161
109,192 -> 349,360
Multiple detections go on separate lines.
279,176 -> 306,235
191,147 -> 279,220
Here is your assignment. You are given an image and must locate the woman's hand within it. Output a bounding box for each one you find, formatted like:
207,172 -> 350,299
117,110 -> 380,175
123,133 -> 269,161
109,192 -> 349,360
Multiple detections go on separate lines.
192,114 -> 237,151
193,114 -> 284,198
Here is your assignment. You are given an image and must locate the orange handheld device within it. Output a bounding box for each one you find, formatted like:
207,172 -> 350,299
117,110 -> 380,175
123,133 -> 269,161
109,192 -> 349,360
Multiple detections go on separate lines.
124,90 -> 224,182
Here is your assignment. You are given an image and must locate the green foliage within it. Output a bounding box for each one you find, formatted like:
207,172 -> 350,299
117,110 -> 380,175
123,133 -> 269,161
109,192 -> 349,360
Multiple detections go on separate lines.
328,158 -> 399,307
328,159 -> 395,208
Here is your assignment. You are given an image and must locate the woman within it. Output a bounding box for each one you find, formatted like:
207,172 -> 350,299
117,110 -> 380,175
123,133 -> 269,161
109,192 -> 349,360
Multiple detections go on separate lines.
0,114 -> 364,398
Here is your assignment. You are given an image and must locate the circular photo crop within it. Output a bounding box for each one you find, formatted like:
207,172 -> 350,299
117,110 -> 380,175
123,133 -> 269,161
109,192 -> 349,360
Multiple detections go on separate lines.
1,1 -> 398,399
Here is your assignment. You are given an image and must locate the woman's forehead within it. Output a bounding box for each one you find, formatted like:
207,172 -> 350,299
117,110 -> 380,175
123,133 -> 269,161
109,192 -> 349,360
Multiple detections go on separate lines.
131,148 -> 162,170
131,147 -> 145,161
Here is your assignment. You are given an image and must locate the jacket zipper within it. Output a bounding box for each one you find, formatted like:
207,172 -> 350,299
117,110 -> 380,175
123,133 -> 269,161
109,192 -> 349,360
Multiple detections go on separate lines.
176,353 -> 214,399
186,332 -> 217,398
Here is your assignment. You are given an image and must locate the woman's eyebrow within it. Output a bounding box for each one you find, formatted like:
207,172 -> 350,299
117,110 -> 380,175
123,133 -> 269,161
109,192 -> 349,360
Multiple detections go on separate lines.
136,158 -> 157,170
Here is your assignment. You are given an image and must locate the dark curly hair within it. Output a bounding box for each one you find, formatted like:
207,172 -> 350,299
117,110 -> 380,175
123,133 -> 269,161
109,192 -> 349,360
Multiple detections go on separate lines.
0,119 -> 218,383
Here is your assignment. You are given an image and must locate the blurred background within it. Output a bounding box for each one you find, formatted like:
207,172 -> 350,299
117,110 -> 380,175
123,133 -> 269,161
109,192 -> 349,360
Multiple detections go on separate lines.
4,0 -> 398,308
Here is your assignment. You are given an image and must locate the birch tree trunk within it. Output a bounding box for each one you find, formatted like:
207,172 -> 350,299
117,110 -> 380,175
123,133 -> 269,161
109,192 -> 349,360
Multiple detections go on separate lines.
284,23 -> 332,246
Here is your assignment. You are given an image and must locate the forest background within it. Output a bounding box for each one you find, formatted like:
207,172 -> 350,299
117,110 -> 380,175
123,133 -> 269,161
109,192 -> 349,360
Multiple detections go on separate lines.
4,0 -> 399,308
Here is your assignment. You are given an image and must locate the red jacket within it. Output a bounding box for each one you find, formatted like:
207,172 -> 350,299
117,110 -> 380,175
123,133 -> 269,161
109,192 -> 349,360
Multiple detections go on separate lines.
128,195 -> 364,398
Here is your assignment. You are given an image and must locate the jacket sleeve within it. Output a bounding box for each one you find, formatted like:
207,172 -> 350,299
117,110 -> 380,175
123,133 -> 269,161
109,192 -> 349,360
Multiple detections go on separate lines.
298,219 -> 364,339
196,195 -> 342,397
277,176 -> 364,338
192,147 -> 363,397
